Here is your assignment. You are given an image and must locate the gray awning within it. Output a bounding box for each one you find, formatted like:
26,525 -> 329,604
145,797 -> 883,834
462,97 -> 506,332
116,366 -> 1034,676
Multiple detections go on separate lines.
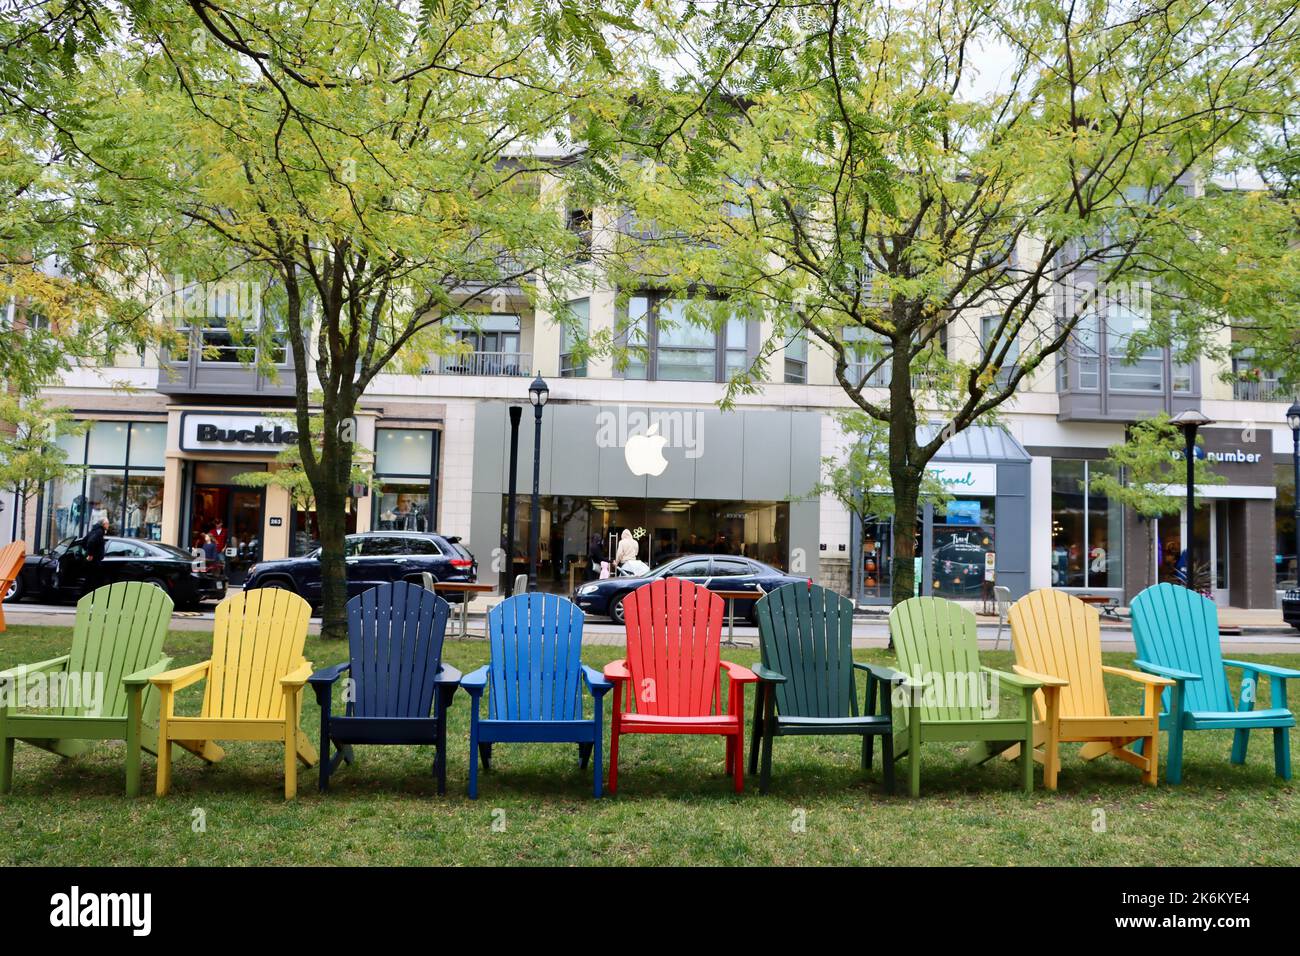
916,423 -> 1031,463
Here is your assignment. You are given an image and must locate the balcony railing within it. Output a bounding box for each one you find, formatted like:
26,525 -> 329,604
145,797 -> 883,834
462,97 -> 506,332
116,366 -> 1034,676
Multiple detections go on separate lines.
1232,378 -> 1291,402
423,350 -> 532,377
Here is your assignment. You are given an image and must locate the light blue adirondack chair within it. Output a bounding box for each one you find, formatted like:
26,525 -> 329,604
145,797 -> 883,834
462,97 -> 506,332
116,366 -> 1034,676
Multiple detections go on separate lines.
461,593 -> 612,798
1130,582 -> 1298,783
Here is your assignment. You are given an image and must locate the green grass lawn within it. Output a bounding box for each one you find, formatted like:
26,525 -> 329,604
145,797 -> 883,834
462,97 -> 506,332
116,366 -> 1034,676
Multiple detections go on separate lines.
1,623 -> 1297,866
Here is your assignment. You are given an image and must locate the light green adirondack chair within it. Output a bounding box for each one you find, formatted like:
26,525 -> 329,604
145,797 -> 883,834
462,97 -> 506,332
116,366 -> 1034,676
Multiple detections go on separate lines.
876,597 -> 1042,796
0,581 -> 174,797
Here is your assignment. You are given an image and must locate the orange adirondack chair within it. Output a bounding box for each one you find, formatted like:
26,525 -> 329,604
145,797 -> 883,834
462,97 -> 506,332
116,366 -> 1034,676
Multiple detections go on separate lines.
604,578 -> 757,793
0,541 -> 26,633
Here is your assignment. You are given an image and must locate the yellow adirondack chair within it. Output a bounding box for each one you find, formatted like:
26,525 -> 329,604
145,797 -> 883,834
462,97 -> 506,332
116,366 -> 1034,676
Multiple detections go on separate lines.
1008,589 -> 1173,789
151,588 -> 318,799
0,541 -> 27,633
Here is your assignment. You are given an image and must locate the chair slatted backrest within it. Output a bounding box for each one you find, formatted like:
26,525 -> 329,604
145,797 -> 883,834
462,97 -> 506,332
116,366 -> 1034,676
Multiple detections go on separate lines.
486,592 -> 585,721
1130,582 -> 1231,713
756,583 -> 856,718
1009,589 -> 1109,718
347,581 -> 450,719
65,581 -> 172,717
201,588 -> 311,720
889,597 -> 983,722
622,578 -> 723,717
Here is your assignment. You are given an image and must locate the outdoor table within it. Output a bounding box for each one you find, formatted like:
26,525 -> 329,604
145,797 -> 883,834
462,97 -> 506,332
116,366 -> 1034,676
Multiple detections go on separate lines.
430,581 -> 497,638
711,587 -> 763,648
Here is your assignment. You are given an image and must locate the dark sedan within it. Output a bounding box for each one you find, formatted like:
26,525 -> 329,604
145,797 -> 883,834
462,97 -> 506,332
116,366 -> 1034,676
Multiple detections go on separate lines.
243,531 -> 476,606
1284,588 -> 1300,632
573,554 -> 809,625
6,536 -> 227,609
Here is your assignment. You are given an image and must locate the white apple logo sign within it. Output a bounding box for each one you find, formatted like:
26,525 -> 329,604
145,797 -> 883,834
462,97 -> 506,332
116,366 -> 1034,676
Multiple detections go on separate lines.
624,422 -> 669,477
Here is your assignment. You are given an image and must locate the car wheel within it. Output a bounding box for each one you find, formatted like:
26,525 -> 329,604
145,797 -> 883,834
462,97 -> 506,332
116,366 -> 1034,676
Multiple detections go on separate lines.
261,579 -> 293,592
4,576 -> 23,603
609,592 -> 627,625
143,577 -> 169,593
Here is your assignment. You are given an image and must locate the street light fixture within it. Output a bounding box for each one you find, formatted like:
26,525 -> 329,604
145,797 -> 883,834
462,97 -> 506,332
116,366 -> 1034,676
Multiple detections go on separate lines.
1287,400 -> 1300,589
526,374 -> 549,590
1169,408 -> 1215,591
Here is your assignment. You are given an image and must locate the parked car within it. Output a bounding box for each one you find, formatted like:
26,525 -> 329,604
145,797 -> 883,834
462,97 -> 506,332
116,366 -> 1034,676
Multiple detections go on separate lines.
573,554 -> 809,625
1284,588 -> 1300,632
6,536 -> 227,609
242,531 -> 477,606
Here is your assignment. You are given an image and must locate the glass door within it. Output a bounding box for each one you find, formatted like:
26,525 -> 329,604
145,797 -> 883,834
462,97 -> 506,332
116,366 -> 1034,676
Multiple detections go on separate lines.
190,485 -> 264,585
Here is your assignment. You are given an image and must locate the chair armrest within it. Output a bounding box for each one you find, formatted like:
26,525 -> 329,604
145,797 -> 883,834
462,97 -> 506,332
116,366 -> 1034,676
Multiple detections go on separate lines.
0,654 -> 70,684
720,660 -> 757,683
123,657 -> 174,688
1011,665 -> 1069,688
460,664 -> 489,696
603,659 -> 631,682
1133,660 -> 1202,683
854,661 -> 927,689
752,663 -> 787,684
434,663 -> 463,686
581,664 -> 612,696
981,666 -> 1042,691
1223,659 -> 1300,680
280,661 -> 314,689
308,662 -> 351,689
150,660 -> 211,692
1101,665 -> 1175,687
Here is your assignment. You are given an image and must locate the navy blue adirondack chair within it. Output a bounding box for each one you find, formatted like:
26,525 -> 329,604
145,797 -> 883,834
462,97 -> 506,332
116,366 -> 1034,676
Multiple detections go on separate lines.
461,593 -> 611,798
308,581 -> 462,793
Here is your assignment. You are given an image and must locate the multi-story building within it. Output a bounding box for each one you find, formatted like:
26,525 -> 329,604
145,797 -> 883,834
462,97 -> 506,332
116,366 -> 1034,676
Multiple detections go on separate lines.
9,239 -> 1299,611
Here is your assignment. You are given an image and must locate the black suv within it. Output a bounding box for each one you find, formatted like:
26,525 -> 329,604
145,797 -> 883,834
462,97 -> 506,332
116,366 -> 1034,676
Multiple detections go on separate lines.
243,532 -> 476,606
1284,588 -> 1300,632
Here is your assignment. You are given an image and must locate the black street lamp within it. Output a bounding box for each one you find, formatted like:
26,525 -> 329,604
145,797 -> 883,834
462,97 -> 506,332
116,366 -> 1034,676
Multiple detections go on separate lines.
1288,400 -> 1300,588
527,373 -> 549,590
1170,408 -> 1215,590
503,405 -> 522,594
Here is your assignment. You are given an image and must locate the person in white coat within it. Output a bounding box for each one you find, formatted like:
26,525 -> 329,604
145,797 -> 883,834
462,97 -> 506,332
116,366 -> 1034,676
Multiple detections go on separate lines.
614,529 -> 639,570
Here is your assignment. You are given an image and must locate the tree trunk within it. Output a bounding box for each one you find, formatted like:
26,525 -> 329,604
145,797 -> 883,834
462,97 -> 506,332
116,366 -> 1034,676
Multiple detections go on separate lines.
890,469 -> 922,608
315,481 -> 350,643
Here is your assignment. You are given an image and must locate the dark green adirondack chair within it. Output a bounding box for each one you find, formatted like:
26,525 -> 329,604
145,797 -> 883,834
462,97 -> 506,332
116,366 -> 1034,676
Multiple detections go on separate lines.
0,581 -> 174,797
878,596 -> 1042,796
749,583 -> 896,794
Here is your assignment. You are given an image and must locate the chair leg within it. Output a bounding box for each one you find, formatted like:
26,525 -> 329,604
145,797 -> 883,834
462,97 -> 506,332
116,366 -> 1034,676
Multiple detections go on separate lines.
1231,728 -> 1250,765
0,731 -> 12,795
435,718 -> 447,797
284,707 -> 298,801
1022,702 -> 1035,794
318,712 -> 331,793
908,718 -> 922,798
608,724 -> 620,795
1043,688 -> 1060,792
468,722 -> 479,800
748,684 -> 764,776
881,733 -> 895,794
733,732 -> 744,793
578,742 -> 593,769
478,742 -> 493,771
155,703 -> 172,797
725,735 -> 735,776
591,712 -> 604,799
1166,721 -> 1185,785
1274,727 -> 1291,780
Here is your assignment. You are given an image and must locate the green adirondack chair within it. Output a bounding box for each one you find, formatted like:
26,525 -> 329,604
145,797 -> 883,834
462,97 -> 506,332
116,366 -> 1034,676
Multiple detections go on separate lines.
879,597 -> 1042,796
0,581 -> 174,797
749,582 -> 895,794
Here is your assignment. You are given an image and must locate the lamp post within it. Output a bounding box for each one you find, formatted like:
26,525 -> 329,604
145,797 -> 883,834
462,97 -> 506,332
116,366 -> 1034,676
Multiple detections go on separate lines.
1287,400 -> 1300,588
1169,408 -> 1215,590
527,374 -> 549,591
503,405 -> 522,594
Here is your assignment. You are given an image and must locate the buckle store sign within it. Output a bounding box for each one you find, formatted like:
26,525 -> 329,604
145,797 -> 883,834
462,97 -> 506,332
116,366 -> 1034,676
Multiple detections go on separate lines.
180,412 -> 300,454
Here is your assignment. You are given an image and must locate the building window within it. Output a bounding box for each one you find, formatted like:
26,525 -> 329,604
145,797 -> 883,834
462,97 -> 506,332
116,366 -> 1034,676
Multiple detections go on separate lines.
784,332 -> 808,384
567,208 -> 592,261
1106,302 -> 1163,392
843,326 -> 890,386
560,299 -> 589,378
618,294 -> 752,383
981,315 -> 1019,389
41,421 -> 167,548
1050,458 -> 1123,589
1278,461 -> 1297,588
372,428 -> 439,532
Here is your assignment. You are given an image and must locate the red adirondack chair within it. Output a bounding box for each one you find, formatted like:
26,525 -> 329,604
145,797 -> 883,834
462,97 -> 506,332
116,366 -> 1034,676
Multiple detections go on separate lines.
604,578 -> 757,793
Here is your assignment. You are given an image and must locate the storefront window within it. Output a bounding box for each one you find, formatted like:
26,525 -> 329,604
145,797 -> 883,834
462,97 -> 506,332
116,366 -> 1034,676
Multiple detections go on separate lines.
1050,458 -> 1123,589
506,495 -> 789,592
1277,461 -> 1297,588
932,497 -> 995,598
41,421 -> 166,547
372,429 -> 438,533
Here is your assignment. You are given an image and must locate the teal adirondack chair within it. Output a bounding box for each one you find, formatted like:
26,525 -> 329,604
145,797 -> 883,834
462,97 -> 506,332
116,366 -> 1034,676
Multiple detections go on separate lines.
749,583 -> 894,794
0,581 -> 174,797
882,597 -> 1042,796
1130,582 -> 1298,783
